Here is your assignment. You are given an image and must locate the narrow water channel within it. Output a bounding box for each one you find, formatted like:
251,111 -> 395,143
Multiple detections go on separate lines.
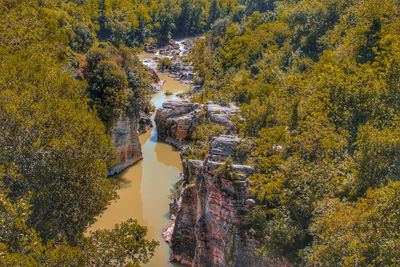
89,73 -> 189,266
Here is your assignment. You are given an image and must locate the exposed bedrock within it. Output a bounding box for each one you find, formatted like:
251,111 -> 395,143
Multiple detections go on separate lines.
155,99 -> 239,149
143,39 -> 197,83
148,67 -> 165,92
139,110 -> 153,134
107,108 -> 152,176
144,39 -> 195,57
168,135 -> 286,267
165,60 -> 195,82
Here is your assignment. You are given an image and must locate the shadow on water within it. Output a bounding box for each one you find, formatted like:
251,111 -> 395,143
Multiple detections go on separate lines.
155,141 -> 182,169
118,176 -> 133,189
149,127 -> 158,143
89,42 -> 193,265
89,87 -> 188,266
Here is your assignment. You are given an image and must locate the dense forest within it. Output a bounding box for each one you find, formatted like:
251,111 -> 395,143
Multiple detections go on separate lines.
189,0 -> 400,265
1,0 -> 399,266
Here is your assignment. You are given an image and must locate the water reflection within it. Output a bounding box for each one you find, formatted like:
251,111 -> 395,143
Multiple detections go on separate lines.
89,159 -> 147,232
89,85 -> 187,266
155,142 -> 182,169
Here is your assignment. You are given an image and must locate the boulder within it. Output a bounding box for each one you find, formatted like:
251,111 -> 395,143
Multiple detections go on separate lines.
207,102 -> 239,131
208,135 -> 240,163
155,100 -> 201,148
155,100 -> 239,149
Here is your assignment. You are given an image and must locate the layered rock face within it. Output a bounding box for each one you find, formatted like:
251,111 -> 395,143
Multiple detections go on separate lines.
168,135 -> 275,267
155,99 -> 239,149
155,100 -> 201,149
139,110 -> 153,134
108,108 -> 152,176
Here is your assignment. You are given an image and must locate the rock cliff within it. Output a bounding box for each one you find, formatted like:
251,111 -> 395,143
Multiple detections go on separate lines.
107,108 -> 152,176
155,99 -> 239,149
167,135 -> 279,267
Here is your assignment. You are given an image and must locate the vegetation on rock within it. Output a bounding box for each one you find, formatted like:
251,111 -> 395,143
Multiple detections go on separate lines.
2,0 -> 400,265
189,0 -> 400,264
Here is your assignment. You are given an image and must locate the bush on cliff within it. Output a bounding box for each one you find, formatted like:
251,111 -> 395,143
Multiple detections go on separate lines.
183,124 -> 226,160
189,0 -> 400,264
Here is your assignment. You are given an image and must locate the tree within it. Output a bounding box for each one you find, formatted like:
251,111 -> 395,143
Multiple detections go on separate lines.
188,0 -> 400,264
86,47 -> 130,128
104,8 -> 134,46
0,174 -> 87,266
245,0 -> 276,15
350,121 -> 400,198
0,172 -> 159,266
152,0 -> 179,44
305,181 -> 400,266
86,47 -> 109,71
84,219 -> 159,266
279,0 -> 347,61
208,0 -> 221,27
0,52 -> 116,243
70,22 -> 95,53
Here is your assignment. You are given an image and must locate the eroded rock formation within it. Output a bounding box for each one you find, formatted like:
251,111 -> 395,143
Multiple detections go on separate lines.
167,135 -> 280,267
155,100 -> 201,149
155,99 -> 239,149
144,39 -> 195,57
147,67 -> 164,92
165,60 -> 195,82
108,108 -> 152,176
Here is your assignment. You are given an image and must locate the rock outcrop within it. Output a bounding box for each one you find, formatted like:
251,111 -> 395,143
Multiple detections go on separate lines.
167,135 -> 278,267
148,67 -> 164,92
144,39 -> 196,57
107,108 -> 152,176
139,110 -> 153,134
155,100 -> 201,149
144,42 -> 180,55
143,39 -> 197,83
155,99 -> 239,149
165,60 -> 195,82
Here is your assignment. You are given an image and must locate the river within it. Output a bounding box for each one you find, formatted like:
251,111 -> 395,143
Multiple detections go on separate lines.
89,58 -> 189,266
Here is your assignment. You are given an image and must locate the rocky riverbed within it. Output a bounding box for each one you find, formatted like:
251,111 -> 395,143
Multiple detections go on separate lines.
109,37 -> 277,266
92,39 -> 192,267
107,38 -> 197,176
142,39 -> 199,84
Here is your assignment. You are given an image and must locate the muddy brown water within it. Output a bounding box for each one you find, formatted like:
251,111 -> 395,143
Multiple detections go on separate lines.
89,71 -> 189,266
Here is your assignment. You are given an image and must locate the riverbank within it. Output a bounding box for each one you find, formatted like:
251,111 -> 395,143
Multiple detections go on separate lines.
89,39 -> 192,266
89,90 -> 188,267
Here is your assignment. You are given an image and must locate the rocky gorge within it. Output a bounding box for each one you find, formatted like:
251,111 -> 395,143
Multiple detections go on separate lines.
106,37 -> 273,266
155,101 -> 280,265
107,39 -> 199,188
170,136 -> 273,267
91,39 -> 191,267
